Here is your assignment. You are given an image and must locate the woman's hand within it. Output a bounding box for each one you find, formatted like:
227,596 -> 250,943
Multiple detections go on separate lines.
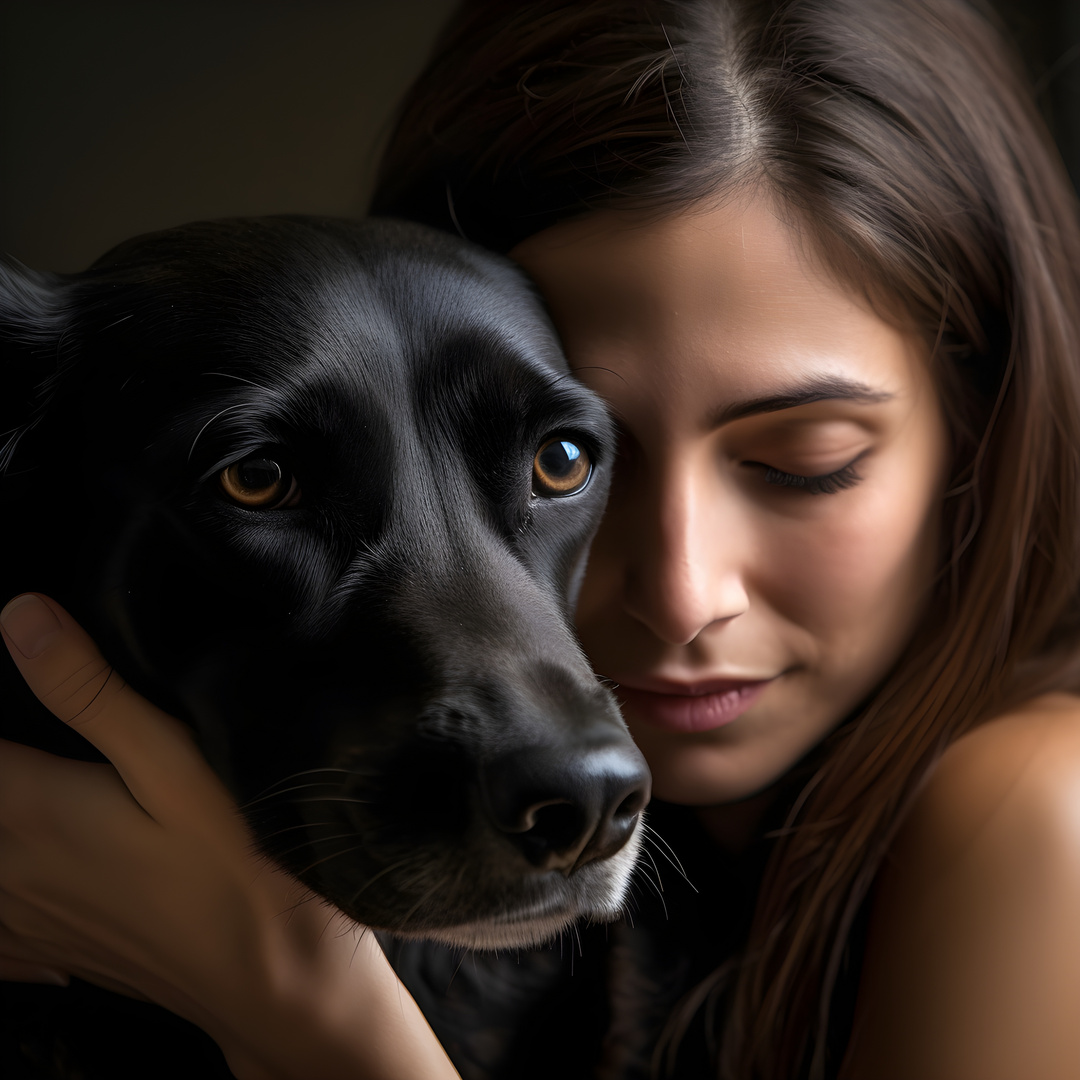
0,593 -> 461,1080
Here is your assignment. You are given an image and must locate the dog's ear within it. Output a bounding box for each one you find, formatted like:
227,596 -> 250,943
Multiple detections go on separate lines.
0,256 -> 69,475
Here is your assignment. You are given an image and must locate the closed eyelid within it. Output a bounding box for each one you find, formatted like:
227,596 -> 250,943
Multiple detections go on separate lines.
756,454 -> 866,495
733,415 -> 875,467
758,447 -> 870,472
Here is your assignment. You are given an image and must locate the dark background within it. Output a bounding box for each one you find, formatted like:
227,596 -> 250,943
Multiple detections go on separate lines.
1,0 -> 1078,272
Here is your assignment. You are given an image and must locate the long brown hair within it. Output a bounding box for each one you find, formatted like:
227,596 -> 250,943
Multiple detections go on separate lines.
372,1 -> 1080,1076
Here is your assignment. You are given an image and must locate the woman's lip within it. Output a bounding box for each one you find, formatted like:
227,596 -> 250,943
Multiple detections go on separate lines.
609,674 -> 777,697
612,679 -> 773,734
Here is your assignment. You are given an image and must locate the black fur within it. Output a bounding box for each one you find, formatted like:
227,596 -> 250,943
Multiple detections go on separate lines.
0,217 -> 650,1077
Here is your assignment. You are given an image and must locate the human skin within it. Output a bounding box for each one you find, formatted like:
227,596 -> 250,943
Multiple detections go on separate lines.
0,594 -> 462,1080
520,201 -> 1080,1078
511,192 -> 949,810
4,193 -> 1080,1078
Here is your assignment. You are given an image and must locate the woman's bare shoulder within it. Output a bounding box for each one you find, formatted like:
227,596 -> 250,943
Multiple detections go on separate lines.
841,693 -> 1080,1080
897,691 -> 1080,869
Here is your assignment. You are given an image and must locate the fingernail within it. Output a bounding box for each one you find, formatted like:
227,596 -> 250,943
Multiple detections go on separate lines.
0,594 -> 62,659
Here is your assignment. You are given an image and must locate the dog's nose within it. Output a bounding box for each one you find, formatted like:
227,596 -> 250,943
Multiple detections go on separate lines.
479,744 -> 650,872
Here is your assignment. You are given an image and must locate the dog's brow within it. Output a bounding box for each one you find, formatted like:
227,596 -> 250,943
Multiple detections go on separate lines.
187,402 -> 252,461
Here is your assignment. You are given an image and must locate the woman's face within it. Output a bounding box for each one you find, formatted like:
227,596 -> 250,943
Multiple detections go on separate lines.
511,194 -> 949,805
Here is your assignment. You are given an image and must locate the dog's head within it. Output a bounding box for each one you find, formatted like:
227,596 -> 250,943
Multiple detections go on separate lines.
0,217 -> 649,948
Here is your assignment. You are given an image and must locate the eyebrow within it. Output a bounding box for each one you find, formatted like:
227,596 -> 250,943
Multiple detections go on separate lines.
709,376 -> 894,427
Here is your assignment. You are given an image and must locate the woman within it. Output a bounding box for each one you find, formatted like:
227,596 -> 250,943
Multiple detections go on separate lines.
3,0 -> 1080,1077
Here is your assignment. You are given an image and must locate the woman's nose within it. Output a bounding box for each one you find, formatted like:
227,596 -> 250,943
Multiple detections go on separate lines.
621,471 -> 749,646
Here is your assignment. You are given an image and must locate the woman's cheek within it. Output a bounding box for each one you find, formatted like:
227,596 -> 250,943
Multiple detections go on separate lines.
759,476 -> 940,674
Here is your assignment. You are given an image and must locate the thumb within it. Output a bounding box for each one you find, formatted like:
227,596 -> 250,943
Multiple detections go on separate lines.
1,592 -> 121,727
0,593 -> 239,830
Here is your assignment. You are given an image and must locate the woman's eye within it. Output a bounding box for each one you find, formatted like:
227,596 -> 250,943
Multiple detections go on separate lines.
219,456 -> 300,508
754,459 -> 863,496
533,437 -> 592,497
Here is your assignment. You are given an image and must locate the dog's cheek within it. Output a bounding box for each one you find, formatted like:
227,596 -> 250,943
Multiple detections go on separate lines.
515,497 -> 608,617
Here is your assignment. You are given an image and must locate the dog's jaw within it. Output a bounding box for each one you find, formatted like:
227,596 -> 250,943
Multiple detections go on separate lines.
408,823 -> 645,950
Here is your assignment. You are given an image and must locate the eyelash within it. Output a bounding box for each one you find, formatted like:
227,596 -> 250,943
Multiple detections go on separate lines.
757,459 -> 863,496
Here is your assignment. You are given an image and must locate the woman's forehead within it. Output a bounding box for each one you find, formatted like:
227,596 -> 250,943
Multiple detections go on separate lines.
513,196 -> 877,327
510,193 -> 931,412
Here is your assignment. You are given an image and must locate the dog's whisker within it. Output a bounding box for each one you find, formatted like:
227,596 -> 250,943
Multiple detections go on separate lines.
317,906 -> 353,947
640,822 -> 694,887
634,861 -> 669,918
631,841 -> 659,884
244,766 -> 356,801
345,856 -> 419,907
348,924 -> 379,968
638,843 -> 665,893
268,831 -> 365,862
443,950 -> 470,993
291,795 -> 372,806
640,820 -> 682,861
243,782 -> 344,805
240,778 -> 360,811
274,888 -> 332,924
292,842 -> 372,879
633,859 -> 669,914
249,821 -> 341,843
268,767 -> 356,784
396,878 -> 448,928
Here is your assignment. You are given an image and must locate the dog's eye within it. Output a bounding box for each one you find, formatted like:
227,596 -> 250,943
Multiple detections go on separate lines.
533,437 -> 591,497
219,457 -> 300,509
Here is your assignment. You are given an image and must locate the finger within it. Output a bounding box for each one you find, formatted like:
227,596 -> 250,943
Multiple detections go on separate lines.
0,594 -> 239,832
1,593 -> 115,724
0,736 -> 143,833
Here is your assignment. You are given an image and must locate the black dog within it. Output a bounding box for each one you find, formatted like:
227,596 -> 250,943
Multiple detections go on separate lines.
0,217 -> 649,1077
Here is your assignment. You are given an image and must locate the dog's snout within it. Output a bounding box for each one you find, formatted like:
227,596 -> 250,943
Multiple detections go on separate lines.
480,744 -> 651,873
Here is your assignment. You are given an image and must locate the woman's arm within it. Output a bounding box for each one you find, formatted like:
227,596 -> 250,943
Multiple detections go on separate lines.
0,593 -> 461,1080
841,694 -> 1080,1080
